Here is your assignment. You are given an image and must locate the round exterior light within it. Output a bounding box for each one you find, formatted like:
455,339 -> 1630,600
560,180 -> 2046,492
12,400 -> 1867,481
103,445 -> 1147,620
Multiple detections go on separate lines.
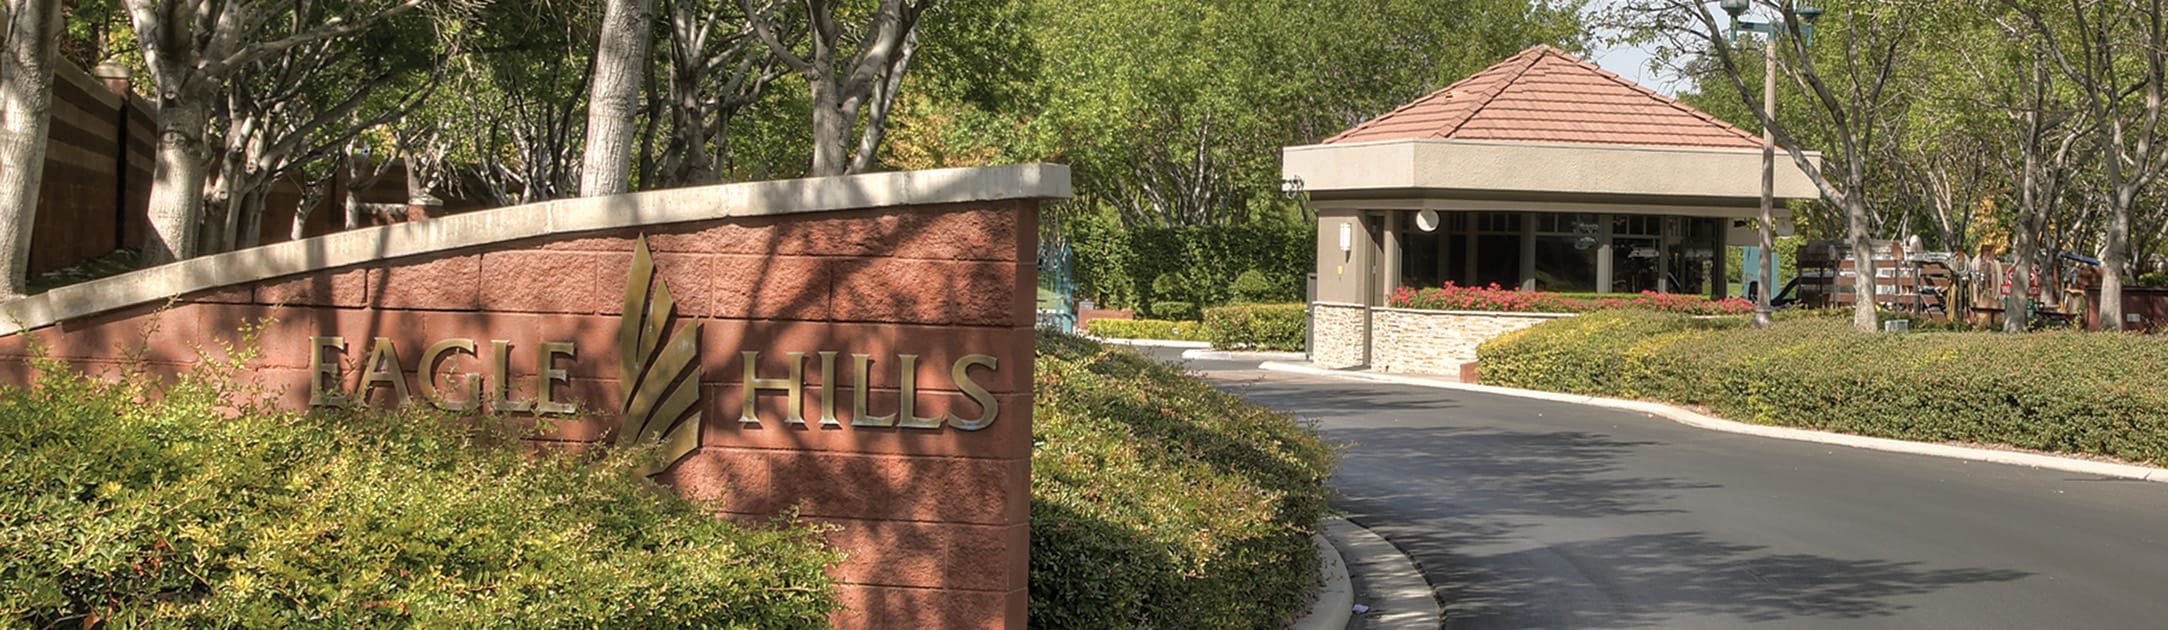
1416,209 -> 1441,232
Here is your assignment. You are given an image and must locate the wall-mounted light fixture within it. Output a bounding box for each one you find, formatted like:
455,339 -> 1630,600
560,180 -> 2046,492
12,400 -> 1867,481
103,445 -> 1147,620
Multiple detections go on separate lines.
1338,222 -> 1353,253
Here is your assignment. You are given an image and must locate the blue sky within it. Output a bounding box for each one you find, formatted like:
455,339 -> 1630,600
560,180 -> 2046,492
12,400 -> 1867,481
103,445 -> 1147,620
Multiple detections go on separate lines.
1592,43 -> 1685,96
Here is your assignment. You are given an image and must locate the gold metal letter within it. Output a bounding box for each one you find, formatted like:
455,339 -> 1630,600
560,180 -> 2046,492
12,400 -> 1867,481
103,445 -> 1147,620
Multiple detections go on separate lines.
740,351 -> 805,425
815,351 -> 841,426
308,336 -> 349,407
490,339 -> 532,412
851,353 -> 896,427
896,354 -> 943,429
359,337 -> 411,405
947,354 -> 1000,431
418,339 -> 480,411
534,342 -> 577,415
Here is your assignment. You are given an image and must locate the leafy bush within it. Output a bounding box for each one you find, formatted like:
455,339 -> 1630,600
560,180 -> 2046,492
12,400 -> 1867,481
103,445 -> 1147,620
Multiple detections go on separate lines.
1032,333 -> 1335,628
1392,283 -> 1754,316
1478,311 -> 2168,465
1068,213 -> 1312,310
1231,269 -> 1278,303
1151,272 -> 1189,303
1203,304 -> 1307,351
2137,271 -> 2168,288
1149,300 -> 1198,321
1084,318 -> 1208,342
1,356 -> 839,628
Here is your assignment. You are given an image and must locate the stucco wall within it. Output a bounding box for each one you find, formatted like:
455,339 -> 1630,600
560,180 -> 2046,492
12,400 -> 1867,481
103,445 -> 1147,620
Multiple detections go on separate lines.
1370,308 -> 1570,375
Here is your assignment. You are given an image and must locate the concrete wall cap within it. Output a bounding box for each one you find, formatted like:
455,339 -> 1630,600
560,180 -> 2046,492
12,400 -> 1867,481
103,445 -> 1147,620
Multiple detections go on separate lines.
1372,307 -> 1578,319
0,164 -> 1072,336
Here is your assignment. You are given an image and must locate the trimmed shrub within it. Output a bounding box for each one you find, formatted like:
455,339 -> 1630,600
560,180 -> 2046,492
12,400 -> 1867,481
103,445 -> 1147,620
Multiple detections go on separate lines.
1032,332 -> 1335,628
1068,213 -> 1313,310
1084,318 -> 1208,342
0,357 -> 840,628
1151,272 -> 1189,303
1231,269 -> 1278,303
1478,311 -> 2168,465
1149,300 -> 1199,321
1393,283 -> 1753,316
1203,304 -> 1307,351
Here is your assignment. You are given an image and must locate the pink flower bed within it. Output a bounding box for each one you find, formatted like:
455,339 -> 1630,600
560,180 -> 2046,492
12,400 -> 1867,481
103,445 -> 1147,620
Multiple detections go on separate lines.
1388,283 -> 1754,316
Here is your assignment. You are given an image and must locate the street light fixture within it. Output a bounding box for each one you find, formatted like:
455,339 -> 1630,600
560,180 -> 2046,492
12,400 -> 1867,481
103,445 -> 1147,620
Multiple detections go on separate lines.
1724,1 -> 1820,328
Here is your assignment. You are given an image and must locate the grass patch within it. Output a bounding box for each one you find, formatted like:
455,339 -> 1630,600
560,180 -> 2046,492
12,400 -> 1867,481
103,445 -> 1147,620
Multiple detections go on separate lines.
27,249 -> 141,295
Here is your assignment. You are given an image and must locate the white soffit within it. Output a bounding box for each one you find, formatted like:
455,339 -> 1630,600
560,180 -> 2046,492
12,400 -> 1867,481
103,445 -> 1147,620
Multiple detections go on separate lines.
1283,139 -> 1823,203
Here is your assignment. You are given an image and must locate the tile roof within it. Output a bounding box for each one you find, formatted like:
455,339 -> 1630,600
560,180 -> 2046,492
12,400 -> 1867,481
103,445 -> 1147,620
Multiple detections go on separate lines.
1324,45 -> 1763,149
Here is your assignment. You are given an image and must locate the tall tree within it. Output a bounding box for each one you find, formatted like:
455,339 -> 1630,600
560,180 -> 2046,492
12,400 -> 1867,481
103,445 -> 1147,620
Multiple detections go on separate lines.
2002,0 -> 2168,331
1004,0 -> 1583,227
122,0 -> 429,264
742,0 -> 928,176
1632,0 -> 1919,332
202,6 -> 445,252
580,0 -> 655,195
0,0 -> 63,297
650,0 -> 784,187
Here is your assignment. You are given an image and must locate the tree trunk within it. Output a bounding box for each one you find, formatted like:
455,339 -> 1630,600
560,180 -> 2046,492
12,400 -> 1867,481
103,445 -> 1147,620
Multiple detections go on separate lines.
2101,193 -> 2131,331
848,30 -> 917,175
2007,131 -> 2040,334
1847,196 -> 1878,332
808,83 -> 849,176
580,0 -> 655,196
141,97 -> 214,265
0,0 -> 63,296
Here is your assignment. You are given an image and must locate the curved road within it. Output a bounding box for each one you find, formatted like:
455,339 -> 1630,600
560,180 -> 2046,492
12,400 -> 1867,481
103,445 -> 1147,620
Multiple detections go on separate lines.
1171,354 -> 2168,629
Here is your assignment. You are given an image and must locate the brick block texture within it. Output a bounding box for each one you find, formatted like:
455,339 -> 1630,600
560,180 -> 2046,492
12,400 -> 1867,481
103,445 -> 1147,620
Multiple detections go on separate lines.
0,199 -> 1042,629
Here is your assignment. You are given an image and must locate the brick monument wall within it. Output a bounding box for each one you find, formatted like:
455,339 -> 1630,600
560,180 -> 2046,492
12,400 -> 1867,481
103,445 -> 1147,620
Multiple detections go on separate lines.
0,166 -> 1065,629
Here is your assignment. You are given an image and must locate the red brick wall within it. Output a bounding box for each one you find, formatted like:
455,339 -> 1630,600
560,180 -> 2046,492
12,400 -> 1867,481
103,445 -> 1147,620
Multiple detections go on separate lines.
0,199 -> 1039,628
31,63 -> 150,275
29,61 -> 452,270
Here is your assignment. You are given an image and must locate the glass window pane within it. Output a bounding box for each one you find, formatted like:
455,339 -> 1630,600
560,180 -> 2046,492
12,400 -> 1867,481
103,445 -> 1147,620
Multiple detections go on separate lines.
1613,237 -> 1662,293
1533,235 -> 1598,292
1473,234 -> 1520,288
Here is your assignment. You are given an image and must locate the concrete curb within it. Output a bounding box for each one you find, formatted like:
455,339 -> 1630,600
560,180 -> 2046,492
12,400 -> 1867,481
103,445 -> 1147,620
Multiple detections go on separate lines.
1259,361 -> 2168,483
1085,336 -> 1211,349
1324,516 -> 1442,629
1290,528 -> 1354,630
1181,348 -> 1308,362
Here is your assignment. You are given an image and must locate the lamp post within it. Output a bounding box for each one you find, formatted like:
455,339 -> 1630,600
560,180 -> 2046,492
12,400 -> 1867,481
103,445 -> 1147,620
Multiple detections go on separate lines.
1721,0 -> 1820,328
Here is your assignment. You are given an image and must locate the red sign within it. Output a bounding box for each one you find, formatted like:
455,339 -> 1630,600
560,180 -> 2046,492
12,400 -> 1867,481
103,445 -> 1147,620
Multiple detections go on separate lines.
1999,266 -> 2043,298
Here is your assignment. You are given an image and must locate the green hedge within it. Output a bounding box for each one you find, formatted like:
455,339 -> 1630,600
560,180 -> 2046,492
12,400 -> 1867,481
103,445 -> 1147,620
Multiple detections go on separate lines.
1,359 -> 839,628
1478,311 -> 2168,464
1068,214 -> 1313,311
1032,333 -> 1335,628
1203,304 -> 1307,351
1084,318 -> 1208,342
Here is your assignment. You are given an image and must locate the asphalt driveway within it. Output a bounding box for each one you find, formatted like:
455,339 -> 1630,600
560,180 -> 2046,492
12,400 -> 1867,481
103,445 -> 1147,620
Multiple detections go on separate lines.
1173,355 -> 2168,629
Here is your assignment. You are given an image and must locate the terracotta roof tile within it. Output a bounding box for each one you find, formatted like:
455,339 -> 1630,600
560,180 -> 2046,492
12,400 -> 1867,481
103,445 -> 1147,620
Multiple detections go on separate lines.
1325,46 -> 1761,149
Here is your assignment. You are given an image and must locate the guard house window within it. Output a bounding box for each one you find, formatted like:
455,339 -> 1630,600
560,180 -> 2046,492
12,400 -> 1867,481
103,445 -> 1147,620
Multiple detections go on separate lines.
1667,218 -> 1719,296
1471,212 -> 1522,288
1395,212 -> 1466,291
1613,215 -> 1662,293
1531,213 -> 1600,293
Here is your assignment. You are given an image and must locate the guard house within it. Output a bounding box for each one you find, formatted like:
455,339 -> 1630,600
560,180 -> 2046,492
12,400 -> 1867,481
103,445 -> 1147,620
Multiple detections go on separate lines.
1289,46 -> 1822,372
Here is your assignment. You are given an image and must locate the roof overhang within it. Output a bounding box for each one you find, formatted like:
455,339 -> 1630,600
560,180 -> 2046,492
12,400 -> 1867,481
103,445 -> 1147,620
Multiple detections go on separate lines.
1283,138 -> 1825,210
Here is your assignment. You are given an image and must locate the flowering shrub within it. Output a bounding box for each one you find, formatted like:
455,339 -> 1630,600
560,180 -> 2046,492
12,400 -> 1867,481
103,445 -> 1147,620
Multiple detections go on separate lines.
1390,283 -> 1754,316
